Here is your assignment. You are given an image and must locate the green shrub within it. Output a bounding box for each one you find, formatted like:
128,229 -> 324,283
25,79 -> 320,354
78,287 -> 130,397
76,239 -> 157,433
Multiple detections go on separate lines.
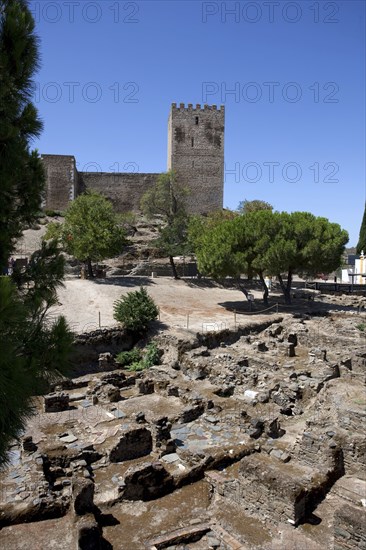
125,342 -> 161,372
113,287 -> 158,332
356,323 -> 365,332
127,361 -> 147,372
115,348 -> 142,366
143,341 -> 161,366
43,209 -> 63,217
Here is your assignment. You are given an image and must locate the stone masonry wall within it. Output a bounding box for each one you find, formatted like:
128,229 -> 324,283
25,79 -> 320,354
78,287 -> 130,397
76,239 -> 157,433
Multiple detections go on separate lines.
42,155 -> 78,211
334,503 -> 366,549
78,172 -> 160,212
168,103 -> 224,214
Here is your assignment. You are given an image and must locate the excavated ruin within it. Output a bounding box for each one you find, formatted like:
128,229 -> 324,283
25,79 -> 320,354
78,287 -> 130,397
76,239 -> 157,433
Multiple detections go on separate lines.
0,300 -> 365,549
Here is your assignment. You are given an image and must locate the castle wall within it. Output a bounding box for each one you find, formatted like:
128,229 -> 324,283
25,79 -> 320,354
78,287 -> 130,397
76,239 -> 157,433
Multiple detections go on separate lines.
168,103 -> 224,214
42,103 -> 225,215
41,155 -> 78,211
79,172 -> 161,212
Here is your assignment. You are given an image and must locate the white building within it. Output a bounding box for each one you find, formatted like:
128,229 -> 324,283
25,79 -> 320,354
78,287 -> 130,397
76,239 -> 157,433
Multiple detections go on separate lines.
341,251 -> 366,285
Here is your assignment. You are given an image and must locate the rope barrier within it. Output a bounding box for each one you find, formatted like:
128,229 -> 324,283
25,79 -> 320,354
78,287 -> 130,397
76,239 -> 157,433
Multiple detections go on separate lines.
234,303 -> 280,315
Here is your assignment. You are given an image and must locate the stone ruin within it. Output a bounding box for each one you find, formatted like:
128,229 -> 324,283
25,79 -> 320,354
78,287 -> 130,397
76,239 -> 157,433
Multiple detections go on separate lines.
0,302 -> 365,549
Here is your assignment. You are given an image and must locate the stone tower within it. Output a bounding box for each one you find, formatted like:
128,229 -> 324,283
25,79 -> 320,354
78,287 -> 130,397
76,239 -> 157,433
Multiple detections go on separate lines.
167,103 -> 224,213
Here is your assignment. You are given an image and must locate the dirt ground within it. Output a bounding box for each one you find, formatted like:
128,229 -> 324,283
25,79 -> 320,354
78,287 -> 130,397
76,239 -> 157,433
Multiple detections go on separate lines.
50,276 -> 272,334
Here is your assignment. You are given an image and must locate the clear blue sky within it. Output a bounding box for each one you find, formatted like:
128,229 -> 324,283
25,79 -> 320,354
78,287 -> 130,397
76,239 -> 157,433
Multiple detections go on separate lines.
29,0 -> 365,246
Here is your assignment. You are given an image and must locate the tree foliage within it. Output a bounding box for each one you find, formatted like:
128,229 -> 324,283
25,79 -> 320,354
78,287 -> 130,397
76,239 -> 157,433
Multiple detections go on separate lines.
140,171 -> 187,223
191,210 -> 348,304
356,203 -> 366,254
0,0 -> 73,466
140,171 -> 189,278
113,287 -> 159,332
0,0 -> 45,271
1,245 -> 73,464
45,191 -> 126,277
238,199 -> 273,214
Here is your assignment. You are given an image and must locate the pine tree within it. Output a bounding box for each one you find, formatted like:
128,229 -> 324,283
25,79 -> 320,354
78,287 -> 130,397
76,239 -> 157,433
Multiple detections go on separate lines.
0,0 -> 45,270
356,203 -> 366,254
0,1 -> 73,466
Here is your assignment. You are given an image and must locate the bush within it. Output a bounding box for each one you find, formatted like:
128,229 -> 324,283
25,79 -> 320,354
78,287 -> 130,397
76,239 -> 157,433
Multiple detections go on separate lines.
115,348 -> 142,366
43,209 -> 63,217
356,323 -> 365,332
115,342 -> 161,372
127,341 -> 161,371
113,287 -> 158,332
127,361 -> 147,372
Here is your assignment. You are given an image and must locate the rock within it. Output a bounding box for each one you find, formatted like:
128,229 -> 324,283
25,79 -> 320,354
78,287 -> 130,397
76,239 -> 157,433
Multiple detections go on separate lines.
214,385 -> 234,397
248,427 -> 263,439
256,341 -> 268,352
251,418 -> 264,429
22,436 -> 37,453
266,418 -> 285,439
161,453 -> 180,464
137,378 -> 154,394
207,536 -> 221,548
72,477 -> 95,515
109,428 -> 152,462
180,403 -> 204,423
243,389 -> 259,403
167,385 -> 179,397
272,391 -> 291,408
111,409 -> 126,419
77,514 -> 101,549
105,385 -> 121,403
257,391 -> 270,404
205,415 -> 219,424
98,352 -> 115,370
248,418 -> 264,438
119,461 -> 174,500
135,412 -> 146,423
44,392 -> 69,413
287,333 -> 298,346
171,360 -> 180,370
281,452 -> 291,463
270,449 -> 291,462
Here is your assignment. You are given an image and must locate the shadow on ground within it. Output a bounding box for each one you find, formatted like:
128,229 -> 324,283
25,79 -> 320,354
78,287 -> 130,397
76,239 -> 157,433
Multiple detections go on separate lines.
90,276 -> 156,287
218,298 -> 363,316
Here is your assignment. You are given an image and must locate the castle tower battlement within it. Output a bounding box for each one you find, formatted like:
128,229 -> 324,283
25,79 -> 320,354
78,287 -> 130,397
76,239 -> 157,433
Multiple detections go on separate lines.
171,102 -> 225,112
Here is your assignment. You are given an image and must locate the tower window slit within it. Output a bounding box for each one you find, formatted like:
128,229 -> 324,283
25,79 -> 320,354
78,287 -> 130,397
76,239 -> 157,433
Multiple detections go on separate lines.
195,116 -> 199,125
191,137 -> 194,147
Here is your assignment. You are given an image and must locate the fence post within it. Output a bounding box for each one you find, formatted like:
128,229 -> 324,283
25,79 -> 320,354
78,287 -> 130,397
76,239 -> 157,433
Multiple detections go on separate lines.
98,311 -> 101,328
276,303 -> 278,313
186,313 -> 189,329
234,309 -> 237,329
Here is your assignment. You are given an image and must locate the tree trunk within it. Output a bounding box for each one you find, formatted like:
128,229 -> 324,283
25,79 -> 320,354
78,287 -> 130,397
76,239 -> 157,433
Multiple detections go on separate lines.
278,271 -> 292,304
237,277 -> 250,301
169,255 -> 179,279
87,258 -> 94,278
258,272 -> 268,306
